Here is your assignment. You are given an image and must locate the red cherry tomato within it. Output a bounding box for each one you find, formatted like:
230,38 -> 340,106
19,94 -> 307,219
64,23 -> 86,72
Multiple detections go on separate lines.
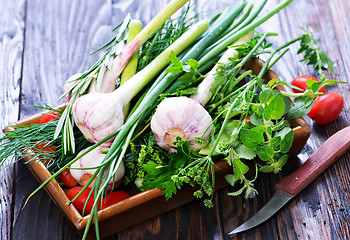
35,141 -> 57,166
59,169 -> 77,188
39,111 -> 60,124
67,186 -> 95,215
100,191 -> 130,209
308,92 -> 344,124
291,75 -> 325,93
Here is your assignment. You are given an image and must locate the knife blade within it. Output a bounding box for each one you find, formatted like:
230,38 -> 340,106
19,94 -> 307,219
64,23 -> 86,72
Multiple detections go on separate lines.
229,126 -> 350,236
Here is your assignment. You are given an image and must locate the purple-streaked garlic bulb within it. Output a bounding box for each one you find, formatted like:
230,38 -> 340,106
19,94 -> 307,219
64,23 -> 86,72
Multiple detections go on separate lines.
70,146 -> 125,191
151,96 -> 213,152
72,91 -> 126,146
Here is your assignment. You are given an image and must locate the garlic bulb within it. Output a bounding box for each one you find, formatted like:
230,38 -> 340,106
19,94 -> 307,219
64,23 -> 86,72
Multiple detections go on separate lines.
72,91 -> 126,145
70,146 -> 125,190
151,96 -> 213,152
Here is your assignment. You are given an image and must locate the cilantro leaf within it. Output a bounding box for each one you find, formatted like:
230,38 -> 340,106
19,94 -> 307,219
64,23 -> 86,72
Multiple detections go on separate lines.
166,51 -> 183,74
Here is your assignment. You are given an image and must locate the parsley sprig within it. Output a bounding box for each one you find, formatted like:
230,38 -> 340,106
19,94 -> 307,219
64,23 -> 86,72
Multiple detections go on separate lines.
298,28 -> 335,80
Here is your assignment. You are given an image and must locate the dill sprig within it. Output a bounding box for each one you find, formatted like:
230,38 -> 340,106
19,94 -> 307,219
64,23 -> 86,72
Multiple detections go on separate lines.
0,117 -> 91,174
138,3 -> 199,70
55,15 -> 131,154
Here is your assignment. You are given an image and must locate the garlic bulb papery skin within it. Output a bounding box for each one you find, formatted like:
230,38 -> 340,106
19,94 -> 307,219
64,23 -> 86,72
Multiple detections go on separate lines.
151,96 -> 213,152
72,90 -> 128,146
191,30 -> 255,106
70,146 -> 125,190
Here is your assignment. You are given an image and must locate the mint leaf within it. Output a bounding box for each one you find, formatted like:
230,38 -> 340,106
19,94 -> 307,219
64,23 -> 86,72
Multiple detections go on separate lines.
288,96 -> 314,119
257,145 -> 274,161
279,128 -> 294,153
240,128 -> 264,149
271,119 -> 289,132
264,95 -> 285,120
236,145 -> 256,160
250,113 -> 264,126
259,89 -> 273,104
232,158 -> 249,178
227,186 -> 246,196
277,155 -> 289,167
225,174 -> 239,186
259,165 -> 274,173
270,136 -> 282,147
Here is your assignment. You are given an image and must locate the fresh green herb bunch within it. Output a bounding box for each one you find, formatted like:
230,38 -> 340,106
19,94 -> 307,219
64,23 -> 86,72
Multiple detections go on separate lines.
298,28 -> 335,80
123,134 -> 168,186
214,74 -> 293,197
0,111 -> 91,174
140,137 -> 216,207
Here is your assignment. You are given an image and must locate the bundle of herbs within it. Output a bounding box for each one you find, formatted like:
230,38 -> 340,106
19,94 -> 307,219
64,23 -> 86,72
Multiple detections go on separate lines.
0,0 -> 343,239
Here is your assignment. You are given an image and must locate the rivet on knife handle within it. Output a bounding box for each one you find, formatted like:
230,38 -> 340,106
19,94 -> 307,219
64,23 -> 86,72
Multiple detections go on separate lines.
229,126 -> 350,236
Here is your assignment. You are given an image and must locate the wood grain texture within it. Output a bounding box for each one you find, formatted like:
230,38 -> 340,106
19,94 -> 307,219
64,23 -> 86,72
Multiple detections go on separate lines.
0,0 -> 26,239
1,0 -> 350,239
14,0 -> 122,239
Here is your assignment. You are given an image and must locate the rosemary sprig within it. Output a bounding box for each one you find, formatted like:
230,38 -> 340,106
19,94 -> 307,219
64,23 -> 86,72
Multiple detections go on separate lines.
55,15 -> 131,154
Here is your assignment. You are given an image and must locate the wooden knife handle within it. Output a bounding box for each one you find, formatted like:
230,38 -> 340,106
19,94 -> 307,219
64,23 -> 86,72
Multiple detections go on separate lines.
275,126 -> 350,196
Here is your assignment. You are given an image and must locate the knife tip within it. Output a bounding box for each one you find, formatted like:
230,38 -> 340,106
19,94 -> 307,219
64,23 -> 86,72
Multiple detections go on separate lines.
227,231 -> 237,236
227,228 -> 241,236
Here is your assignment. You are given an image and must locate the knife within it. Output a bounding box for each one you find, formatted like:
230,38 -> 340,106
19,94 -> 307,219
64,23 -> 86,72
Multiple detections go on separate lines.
229,126 -> 350,235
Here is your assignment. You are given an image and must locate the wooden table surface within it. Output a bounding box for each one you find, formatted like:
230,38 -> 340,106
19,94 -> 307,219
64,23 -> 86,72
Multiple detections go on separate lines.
1,0 -> 350,239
